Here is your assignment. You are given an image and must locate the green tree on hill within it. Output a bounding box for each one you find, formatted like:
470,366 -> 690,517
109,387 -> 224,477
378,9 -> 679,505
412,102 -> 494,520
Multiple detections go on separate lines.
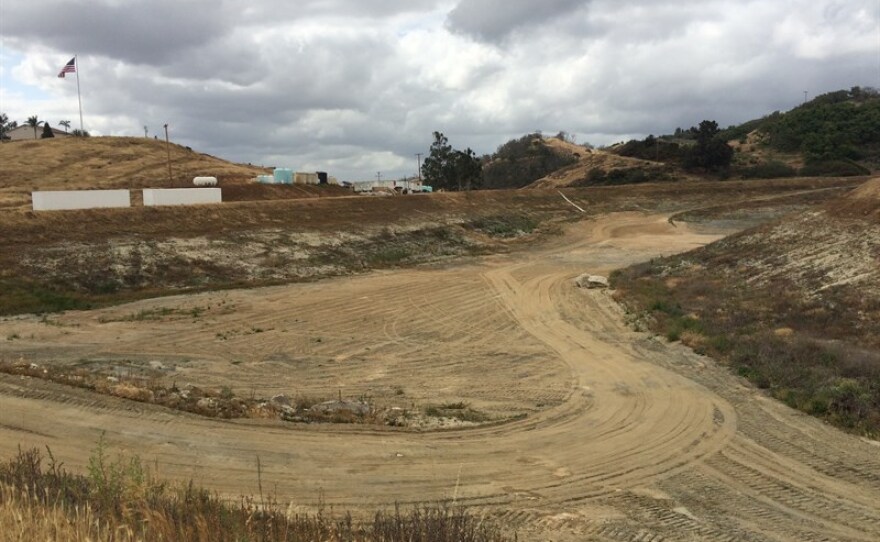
423,132 -> 482,191
41,122 -> 55,139
683,120 -> 733,173
758,87 -> 880,162
481,132 -> 578,189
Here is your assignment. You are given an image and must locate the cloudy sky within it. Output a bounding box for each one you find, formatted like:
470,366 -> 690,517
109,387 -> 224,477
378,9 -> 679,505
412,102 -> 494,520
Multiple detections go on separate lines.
1,0 -> 877,180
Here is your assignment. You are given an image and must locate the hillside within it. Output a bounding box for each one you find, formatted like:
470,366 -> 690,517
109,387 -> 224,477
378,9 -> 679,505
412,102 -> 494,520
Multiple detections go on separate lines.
0,136 -> 348,210
726,87 -> 879,176
612,176 -> 880,435
528,144 -> 674,188
480,133 -> 581,189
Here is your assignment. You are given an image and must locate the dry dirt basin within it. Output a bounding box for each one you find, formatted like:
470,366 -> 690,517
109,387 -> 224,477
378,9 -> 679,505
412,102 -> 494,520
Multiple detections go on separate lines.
1,212 -> 879,541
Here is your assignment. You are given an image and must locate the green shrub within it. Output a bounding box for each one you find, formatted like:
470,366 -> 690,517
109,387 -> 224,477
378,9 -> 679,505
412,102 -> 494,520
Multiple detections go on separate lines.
738,161 -> 797,179
799,160 -> 870,177
469,214 -> 538,237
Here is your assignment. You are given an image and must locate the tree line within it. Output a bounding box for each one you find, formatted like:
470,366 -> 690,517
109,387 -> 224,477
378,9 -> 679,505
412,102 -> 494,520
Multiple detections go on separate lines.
614,120 -> 734,173
421,131 -> 584,191
0,113 -> 86,140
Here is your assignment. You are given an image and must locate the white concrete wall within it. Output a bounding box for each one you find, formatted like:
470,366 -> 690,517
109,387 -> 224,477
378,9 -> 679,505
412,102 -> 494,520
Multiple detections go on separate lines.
32,190 -> 131,211
143,188 -> 222,207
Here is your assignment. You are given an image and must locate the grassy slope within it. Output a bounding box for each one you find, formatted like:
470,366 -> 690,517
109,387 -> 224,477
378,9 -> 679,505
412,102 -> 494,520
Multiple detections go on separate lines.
0,136 -> 274,209
612,177 -> 880,436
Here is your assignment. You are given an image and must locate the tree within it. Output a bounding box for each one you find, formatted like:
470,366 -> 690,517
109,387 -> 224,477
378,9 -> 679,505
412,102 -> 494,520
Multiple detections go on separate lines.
422,132 -> 482,191
683,120 -> 733,172
59,120 -> 71,132
0,113 -> 17,141
71,129 -> 90,137
422,132 -> 452,189
26,115 -> 42,140
41,122 -> 55,138
450,147 -> 482,191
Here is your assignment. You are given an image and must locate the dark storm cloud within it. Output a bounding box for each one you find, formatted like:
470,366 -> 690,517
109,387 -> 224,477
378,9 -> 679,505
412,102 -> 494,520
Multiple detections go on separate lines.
3,0 -> 227,65
230,0 -> 441,22
446,0 -> 588,43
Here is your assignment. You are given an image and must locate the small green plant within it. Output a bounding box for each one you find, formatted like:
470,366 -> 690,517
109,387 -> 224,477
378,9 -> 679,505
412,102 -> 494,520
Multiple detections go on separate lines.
87,433 -> 153,513
469,214 -> 539,237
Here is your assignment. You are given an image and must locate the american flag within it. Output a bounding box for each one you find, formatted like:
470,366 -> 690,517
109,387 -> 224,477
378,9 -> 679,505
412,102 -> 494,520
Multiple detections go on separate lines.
57,57 -> 76,78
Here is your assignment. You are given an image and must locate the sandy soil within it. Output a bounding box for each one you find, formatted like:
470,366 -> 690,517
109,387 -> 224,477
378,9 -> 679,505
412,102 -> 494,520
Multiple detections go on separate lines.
1,213 -> 879,541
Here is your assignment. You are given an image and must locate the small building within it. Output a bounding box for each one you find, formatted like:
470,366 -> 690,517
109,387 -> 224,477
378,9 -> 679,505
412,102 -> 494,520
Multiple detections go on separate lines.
4,124 -> 72,141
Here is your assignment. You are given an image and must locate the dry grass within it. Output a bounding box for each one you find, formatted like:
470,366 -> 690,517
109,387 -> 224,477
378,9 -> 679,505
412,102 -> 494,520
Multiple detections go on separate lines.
0,446 -> 511,542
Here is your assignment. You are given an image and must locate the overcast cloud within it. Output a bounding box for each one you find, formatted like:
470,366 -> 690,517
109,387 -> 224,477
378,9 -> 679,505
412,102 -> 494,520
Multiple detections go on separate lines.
1,0 -> 877,180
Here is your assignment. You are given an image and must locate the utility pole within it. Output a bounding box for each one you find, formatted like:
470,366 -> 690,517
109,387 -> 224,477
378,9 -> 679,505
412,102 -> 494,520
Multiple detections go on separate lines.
376,172 -> 382,184
415,153 -> 423,183
803,91 -> 808,104
164,123 -> 173,183
144,125 -> 148,138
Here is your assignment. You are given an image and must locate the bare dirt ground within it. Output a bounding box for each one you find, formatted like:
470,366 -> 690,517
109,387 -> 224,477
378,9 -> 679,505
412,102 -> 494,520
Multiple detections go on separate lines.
1,211 -> 878,541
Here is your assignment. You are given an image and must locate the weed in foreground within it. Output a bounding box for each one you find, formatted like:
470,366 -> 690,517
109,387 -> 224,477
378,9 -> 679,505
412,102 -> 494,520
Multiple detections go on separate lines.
0,445 -> 511,542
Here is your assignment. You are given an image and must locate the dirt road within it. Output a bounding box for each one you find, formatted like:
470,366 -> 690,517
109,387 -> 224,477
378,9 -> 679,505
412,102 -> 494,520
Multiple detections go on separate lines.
1,213 -> 878,541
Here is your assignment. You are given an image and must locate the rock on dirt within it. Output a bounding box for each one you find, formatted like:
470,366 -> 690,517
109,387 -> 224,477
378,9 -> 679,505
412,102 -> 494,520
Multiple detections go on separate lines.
575,274 -> 609,289
270,394 -> 291,407
308,400 -> 370,417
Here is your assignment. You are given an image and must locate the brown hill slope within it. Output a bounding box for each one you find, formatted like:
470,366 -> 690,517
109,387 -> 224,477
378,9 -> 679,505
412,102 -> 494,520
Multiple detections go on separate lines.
0,137 -> 285,210
828,175 -> 880,221
528,145 -> 672,188
613,176 -> 880,435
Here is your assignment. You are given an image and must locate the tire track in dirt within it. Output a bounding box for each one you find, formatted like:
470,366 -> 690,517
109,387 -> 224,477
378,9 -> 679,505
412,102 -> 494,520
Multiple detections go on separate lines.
1,212 -> 879,541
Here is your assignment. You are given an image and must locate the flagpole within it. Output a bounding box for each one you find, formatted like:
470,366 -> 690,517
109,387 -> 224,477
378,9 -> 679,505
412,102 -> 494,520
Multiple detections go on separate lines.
75,55 -> 84,133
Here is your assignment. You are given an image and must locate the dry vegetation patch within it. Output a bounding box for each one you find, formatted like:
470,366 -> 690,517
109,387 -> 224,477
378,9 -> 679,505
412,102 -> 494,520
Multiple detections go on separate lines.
0,447 -> 510,542
612,196 -> 880,435
0,358 -> 501,429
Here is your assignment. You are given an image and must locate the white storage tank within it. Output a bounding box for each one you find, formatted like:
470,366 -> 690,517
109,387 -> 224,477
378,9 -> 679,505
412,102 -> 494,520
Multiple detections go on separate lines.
273,168 -> 293,184
193,176 -> 218,187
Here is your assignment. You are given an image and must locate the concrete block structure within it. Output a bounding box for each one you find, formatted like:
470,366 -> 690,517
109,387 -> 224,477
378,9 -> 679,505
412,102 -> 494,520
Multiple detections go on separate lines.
143,188 -> 221,207
32,190 -> 131,211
